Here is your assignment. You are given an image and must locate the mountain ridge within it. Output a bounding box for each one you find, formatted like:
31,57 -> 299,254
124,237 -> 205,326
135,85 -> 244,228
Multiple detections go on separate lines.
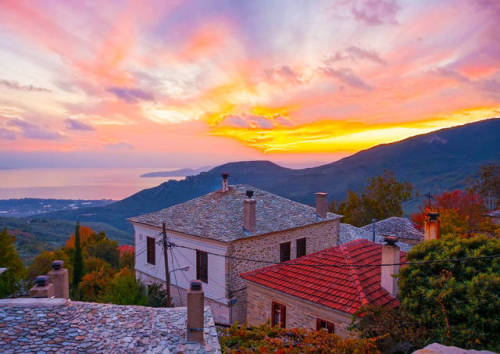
40,118 -> 500,236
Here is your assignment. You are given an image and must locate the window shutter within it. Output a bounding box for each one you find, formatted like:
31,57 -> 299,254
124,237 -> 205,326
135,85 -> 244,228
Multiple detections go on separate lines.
280,242 -> 291,262
147,237 -> 155,265
196,250 -> 208,283
280,304 -> 286,328
296,238 -> 306,258
316,318 -> 322,331
327,322 -> 335,333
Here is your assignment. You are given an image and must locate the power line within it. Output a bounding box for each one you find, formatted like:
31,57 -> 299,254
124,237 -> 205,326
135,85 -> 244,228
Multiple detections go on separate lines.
169,242 -> 500,269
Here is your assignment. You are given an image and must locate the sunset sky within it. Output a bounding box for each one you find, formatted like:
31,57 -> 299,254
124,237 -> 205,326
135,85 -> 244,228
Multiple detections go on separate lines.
0,0 -> 498,169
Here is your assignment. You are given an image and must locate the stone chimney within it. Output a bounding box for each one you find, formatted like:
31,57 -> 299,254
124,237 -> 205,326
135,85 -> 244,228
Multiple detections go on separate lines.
315,192 -> 328,219
381,236 -> 400,297
47,260 -> 69,299
243,190 -> 256,233
221,173 -> 229,192
30,275 -> 55,298
187,280 -> 204,344
424,210 -> 440,241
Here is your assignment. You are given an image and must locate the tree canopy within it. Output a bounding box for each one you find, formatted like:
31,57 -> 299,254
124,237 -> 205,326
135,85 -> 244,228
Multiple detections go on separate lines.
331,170 -> 413,226
0,228 -> 25,297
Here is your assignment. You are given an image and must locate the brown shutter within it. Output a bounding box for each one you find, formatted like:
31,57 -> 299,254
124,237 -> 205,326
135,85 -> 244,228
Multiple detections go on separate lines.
271,302 -> 277,326
327,322 -> 335,333
147,237 -> 155,265
280,242 -> 291,262
196,250 -> 208,283
280,304 -> 286,328
296,238 -> 306,258
316,318 -> 322,331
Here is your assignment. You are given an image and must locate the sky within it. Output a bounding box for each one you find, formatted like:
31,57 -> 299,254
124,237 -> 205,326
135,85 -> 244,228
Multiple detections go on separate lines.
0,0 -> 498,169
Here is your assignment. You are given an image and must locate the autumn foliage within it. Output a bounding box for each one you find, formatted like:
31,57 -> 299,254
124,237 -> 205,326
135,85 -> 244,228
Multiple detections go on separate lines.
220,322 -> 380,353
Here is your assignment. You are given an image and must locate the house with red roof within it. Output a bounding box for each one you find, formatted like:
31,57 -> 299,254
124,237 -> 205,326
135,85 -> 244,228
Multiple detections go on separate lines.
241,238 -> 405,338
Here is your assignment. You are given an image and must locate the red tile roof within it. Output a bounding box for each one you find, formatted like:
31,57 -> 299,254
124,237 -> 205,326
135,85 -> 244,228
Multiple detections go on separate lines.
118,245 -> 134,257
241,239 -> 406,315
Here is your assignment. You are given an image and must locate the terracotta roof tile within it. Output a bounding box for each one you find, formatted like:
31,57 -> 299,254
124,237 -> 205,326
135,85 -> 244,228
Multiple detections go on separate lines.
241,239 -> 406,315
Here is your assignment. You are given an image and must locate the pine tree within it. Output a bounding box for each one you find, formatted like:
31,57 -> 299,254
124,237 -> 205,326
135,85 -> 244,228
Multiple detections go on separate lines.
72,221 -> 83,295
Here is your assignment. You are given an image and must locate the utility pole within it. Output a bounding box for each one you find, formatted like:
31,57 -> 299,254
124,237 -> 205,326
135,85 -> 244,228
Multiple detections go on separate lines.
162,222 -> 172,307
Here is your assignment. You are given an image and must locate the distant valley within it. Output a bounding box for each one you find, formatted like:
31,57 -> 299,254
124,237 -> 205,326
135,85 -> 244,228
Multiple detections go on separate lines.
0,198 -> 114,218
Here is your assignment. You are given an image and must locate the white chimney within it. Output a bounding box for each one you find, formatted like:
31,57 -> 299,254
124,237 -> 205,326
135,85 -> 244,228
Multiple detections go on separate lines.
243,190 -> 256,232
381,236 -> 400,297
221,173 -> 229,192
315,192 -> 328,219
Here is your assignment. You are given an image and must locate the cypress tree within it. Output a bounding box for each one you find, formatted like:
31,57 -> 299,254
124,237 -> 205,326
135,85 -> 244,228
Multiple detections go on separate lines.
72,221 -> 83,293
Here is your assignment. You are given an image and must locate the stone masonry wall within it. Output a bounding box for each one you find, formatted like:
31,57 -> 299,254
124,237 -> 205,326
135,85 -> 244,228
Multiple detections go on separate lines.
136,269 -> 230,325
246,282 -> 352,338
228,219 -> 340,323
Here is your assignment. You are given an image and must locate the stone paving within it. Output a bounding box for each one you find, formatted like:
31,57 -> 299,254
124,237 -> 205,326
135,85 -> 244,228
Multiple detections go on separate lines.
0,298 -> 221,353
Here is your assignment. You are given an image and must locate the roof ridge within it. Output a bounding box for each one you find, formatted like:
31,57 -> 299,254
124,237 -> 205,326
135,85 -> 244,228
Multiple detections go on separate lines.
340,245 -> 368,308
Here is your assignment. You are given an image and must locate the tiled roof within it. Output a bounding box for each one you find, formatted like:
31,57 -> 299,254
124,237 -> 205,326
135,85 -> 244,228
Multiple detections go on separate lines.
0,298 -> 220,353
129,184 -> 341,242
360,217 -> 423,241
486,209 -> 500,218
241,239 -> 406,315
339,222 -> 414,252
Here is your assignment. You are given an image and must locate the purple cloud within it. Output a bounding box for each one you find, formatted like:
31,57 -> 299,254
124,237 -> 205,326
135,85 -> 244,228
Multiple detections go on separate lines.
64,118 -> 94,131
265,65 -> 302,84
107,87 -> 154,103
347,46 -> 386,65
351,0 -> 400,25
104,142 -> 134,150
320,67 -> 373,90
0,128 -> 16,140
8,119 -> 63,140
0,79 -> 51,93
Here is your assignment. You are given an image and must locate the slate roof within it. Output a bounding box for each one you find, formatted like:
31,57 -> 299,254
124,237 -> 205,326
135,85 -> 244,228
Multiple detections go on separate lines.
0,298 -> 220,353
241,239 -> 406,315
129,184 -> 341,242
360,217 -> 423,241
339,222 -> 414,252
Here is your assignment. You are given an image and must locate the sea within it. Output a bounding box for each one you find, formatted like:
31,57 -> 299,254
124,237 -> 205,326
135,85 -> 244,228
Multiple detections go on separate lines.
0,168 -> 184,200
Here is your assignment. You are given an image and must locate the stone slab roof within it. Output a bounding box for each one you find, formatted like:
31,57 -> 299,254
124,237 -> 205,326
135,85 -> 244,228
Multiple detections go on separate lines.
360,217 -> 423,241
339,223 -> 414,253
0,298 -> 220,353
129,184 -> 341,242
242,239 -> 406,315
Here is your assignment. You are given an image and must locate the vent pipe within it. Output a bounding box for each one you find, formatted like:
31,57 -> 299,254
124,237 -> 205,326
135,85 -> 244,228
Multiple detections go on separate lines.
243,190 -> 256,233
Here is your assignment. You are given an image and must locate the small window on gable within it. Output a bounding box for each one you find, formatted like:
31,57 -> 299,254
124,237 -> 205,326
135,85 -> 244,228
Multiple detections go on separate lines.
272,302 -> 286,328
296,238 -> 306,258
280,242 -> 291,262
316,318 -> 335,333
196,250 -> 208,283
147,237 -> 156,265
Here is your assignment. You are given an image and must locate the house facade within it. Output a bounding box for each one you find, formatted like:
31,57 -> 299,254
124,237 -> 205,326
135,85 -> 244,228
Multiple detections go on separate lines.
241,238 -> 405,337
129,175 -> 341,325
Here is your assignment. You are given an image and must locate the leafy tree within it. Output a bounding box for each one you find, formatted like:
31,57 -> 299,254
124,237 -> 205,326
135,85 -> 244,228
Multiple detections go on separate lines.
27,249 -> 72,282
86,232 -> 119,268
146,282 -> 168,307
79,267 -> 112,302
399,235 -> 500,351
119,247 -> 134,270
468,163 -> 500,210
351,305 -> 427,353
411,190 -> 497,236
220,322 -> 380,353
0,228 -> 25,297
72,221 -> 84,295
331,171 -> 413,226
102,267 -> 147,305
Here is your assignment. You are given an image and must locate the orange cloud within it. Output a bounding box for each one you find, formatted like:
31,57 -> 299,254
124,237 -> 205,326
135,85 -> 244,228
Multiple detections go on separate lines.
209,106 -> 499,153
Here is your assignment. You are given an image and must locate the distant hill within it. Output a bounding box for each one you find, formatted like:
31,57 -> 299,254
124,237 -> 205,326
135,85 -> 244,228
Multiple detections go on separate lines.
0,217 -> 132,264
0,198 -> 114,218
41,118 -> 500,239
140,166 -> 211,178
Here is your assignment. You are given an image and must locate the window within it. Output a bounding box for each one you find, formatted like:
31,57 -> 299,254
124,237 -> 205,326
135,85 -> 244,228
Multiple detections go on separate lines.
272,302 -> 286,328
296,238 -> 306,258
196,250 -> 208,283
316,318 -> 335,333
146,237 -> 156,265
280,242 -> 291,262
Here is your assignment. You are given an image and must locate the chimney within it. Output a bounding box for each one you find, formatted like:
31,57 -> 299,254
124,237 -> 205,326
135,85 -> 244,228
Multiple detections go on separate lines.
243,190 -> 256,233
187,280 -> 204,344
381,236 -> 400,297
30,275 -> 55,298
424,210 -> 440,241
221,173 -> 229,192
315,192 -> 328,219
47,260 -> 69,299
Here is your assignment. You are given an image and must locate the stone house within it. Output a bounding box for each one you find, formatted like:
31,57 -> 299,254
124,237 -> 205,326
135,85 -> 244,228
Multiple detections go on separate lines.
129,174 -> 341,325
241,238 -> 405,338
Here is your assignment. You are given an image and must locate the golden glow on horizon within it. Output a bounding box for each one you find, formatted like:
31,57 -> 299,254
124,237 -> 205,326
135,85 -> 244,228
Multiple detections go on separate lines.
209,106 -> 500,153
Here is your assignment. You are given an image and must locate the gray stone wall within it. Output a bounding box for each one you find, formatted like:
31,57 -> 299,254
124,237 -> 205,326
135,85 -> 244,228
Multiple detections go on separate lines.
246,282 -> 352,338
228,219 -> 339,323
